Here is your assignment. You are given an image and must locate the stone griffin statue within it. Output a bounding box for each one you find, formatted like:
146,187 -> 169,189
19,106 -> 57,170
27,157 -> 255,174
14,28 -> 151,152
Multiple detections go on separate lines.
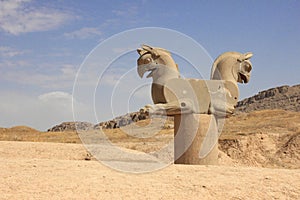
137,44 -> 253,116
137,44 -> 253,165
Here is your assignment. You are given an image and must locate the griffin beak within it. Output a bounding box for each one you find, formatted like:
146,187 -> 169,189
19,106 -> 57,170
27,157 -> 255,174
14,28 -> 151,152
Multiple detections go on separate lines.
238,72 -> 250,84
137,64 -> 156,78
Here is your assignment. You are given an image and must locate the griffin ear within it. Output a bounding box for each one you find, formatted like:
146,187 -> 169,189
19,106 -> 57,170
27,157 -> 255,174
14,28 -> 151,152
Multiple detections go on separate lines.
141,44 -> 153,51
237,52 -> 253,62
244,52 -> 253,60
137,48 -> 146,55
142,44 -> 160,58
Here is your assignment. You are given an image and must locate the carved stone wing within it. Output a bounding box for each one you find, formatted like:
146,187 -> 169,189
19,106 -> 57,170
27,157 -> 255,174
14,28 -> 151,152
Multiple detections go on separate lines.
162,78 -> 239,116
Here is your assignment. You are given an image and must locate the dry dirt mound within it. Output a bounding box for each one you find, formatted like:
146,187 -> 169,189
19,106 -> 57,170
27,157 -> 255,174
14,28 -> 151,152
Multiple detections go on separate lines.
0,126 -> 40,142
0,125 -> 39,133
100,110 -> 300,169
219,132 -> 294,168
276,133 -> 300,166
220,110 -> 300,169
0,125 -> 81,143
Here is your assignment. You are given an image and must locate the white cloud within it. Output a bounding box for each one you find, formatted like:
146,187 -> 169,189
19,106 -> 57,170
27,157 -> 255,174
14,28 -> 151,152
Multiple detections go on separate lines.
64,27 -> 102,39
112,6 -> 138,17
0,46 -> 25,57
61,64 -> 77,80
38,91 -> 73,105
0,0 -> 73,35
0,66 -> 152,130
100,72 -> 123,86
0,90 -> 94,131
0,63 -> 78,89
98,66 -> 137,86
130,84 -> 151,100
0,91 -> 71,130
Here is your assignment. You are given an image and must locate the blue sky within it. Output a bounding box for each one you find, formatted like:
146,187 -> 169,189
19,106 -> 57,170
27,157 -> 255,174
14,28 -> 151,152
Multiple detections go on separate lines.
0,0 -> 299,130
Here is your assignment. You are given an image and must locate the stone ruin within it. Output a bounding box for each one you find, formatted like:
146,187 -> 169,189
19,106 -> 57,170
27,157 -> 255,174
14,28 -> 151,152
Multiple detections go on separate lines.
136,44 -> 253,164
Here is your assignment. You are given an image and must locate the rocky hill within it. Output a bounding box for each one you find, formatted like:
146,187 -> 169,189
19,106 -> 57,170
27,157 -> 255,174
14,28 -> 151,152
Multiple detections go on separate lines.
47,122 -> 94,132
236,84 -> 300,113
47,110 -> 150,131
48,84 -> 300,131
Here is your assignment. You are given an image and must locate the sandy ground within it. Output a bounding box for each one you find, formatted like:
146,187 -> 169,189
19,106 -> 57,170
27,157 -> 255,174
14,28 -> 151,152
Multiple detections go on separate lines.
0,141 -> 299,199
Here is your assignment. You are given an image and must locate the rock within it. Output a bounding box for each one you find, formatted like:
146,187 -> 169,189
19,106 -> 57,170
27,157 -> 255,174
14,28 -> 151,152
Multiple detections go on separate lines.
94,110 -> 151,129
236,84 -> 300,113
47,122 -> 94,132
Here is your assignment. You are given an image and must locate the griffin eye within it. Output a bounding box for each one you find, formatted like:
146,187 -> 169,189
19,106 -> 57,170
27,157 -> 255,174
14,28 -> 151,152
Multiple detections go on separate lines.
245,64 -> 252,72
144,57 -> 152,64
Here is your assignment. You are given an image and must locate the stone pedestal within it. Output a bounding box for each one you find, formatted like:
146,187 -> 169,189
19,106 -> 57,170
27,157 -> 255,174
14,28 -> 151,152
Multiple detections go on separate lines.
174,114 -> 219,165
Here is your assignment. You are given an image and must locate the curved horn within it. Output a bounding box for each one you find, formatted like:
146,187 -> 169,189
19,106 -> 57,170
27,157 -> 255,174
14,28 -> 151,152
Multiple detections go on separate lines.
237,52 -> 253,62
244,52 -> 253,60
142,44 -> 160,58
137,48 -> 146,55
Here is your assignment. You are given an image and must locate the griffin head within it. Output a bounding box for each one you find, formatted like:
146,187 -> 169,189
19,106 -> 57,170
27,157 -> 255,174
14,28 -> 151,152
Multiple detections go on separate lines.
137,44 -> 179,80
211,51 -> 253,84
236,52 -> 253,83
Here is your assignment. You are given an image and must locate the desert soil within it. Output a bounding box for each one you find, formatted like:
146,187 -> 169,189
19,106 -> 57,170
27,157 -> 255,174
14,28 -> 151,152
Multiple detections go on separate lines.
0,141 -> 299,199
0,110 -> 299,199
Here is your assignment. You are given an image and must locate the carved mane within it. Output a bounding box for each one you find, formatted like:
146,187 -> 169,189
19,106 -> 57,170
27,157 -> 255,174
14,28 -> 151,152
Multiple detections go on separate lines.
210,52 -> 241,80
210,51 -> 253,84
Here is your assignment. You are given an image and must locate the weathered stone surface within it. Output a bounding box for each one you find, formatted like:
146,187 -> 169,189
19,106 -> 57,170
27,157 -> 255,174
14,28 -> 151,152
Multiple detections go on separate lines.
174,114 -> 219,165
137,46 -> 252,117
96,109 -> 150,129
236,84 -> 300,113
136,45 -> 254,165
47,122 -> 94,132
48,109 -> 154,131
